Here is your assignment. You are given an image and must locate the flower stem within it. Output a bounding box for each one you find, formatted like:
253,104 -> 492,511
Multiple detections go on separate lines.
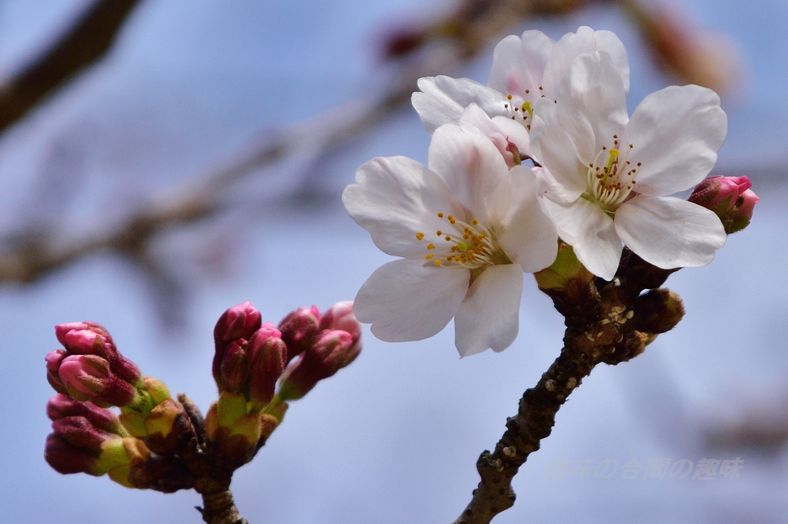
197,485 -> 248,524
454,344 -> 596,523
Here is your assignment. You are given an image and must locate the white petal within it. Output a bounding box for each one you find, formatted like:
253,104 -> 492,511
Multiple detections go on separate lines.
454,264 -> 523,356
412,76 -> 507,132
529,98 -> 587,199
543,26 -> 629,96
459,104 -> 531,164
355,260 -> 469,342
615,196 -> 726,269
624,85 -> 727,195
427,124 -> 511,224
343,156 -> 460,258
558,51 -> 627,155
497,167 -> 559,272
487,31 -> 553,95
543,198 -> 623,280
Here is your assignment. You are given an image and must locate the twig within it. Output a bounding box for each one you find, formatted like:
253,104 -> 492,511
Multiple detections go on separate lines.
0,0 -> 144,134
455,251 -> 682,523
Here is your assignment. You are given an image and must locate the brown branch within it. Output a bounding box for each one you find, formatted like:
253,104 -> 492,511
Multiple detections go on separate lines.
455,251 -> 681,523
0,0 -> 144,134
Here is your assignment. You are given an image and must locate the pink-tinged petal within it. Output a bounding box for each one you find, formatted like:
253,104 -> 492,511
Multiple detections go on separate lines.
343,156 -> 460,258
543,198 -> 623,280
544,26 -> 629,95
498,167 -> 559,272
427,124 -> 511,224
354,260 -> 469,342
459,104 -> 531,165
487,31 -> 553,95
453,264 -> 523,357
529,99 -> 587,199
558,52 -> 627,155
624,85 -> 727,196
615,196 -> 726,269
412,76 -> 506,132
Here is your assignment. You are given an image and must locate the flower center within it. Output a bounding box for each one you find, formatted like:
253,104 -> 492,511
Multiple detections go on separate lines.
584,135 -> 641,213
415,212 -> 510,270
503,86 -> 544,130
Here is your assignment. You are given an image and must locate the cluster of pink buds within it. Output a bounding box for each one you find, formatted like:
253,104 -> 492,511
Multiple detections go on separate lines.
206,301 -> 362,470
45,299 -> 362,507
44,322 -> 197,489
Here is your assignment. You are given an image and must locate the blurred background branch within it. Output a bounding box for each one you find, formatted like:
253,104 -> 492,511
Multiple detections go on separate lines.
0,0 -> 143,134
0,0 -> 755,289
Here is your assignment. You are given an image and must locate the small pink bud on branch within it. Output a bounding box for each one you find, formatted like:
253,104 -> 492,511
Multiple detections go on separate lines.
56,354 -> 138,407
55,322 -> 141,383
247,325 -> 288,408
689,176 -> 759,234
279,328 -> 360,401
278,305 -> 321,361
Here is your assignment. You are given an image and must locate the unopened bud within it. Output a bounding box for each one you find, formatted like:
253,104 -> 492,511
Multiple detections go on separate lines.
218,341 -> 249,394
45,433 -> 100,475
45,350 -> 68,393
320,301 -> 361,345
247,325 -> 288,407
212,301 -> 262,384
634,288 -> 685,334
278,305 -> 321,360
57,355 -> 138,407
54,322 -> 141,384
279,329 -> 359,400
47,394 -> 123,434
689,176 -> 759,234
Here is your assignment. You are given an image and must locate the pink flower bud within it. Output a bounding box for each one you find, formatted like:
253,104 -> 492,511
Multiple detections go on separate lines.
54,322 -> 141,383
319,301 -> 361,346
214,301 -> 262,344
212,301 -> 262,384
55,321 -> 112,347
52,416 -> 115,449
247,324 -> 288,407
47,394 -> 122,434
689,176 -> 759,233
279,329 -> 360,400
58,355 -> 137,407
45,350 -> 68,393
278,305 -> 321,360
45,434 -> 100,475
219,341 -> 249,394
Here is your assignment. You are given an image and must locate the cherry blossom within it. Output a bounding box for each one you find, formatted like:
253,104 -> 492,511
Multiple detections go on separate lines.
342,124 -> 557,356
530,51 -> 727,280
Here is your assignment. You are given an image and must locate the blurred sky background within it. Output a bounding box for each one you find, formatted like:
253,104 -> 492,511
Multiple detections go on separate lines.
1,0 -> 786,522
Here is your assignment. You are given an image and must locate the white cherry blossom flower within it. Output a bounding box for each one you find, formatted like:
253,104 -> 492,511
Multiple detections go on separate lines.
411,26 -> 629,159
342,124 -> 557,356
530,51 -> 727,280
